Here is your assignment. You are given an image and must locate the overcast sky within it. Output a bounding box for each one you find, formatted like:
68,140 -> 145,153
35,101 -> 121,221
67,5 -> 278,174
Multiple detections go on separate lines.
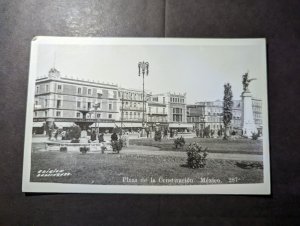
36,42 -> 267,104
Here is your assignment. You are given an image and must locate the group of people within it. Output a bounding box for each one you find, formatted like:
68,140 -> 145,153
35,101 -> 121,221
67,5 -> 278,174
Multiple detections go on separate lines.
194,127 -> 238,138
89,130 -> 105,143
145,128 -> 180,140
90,130 -> 130,147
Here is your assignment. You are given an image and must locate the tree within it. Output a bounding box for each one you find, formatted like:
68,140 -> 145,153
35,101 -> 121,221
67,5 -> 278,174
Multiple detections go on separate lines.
223,83 -> 233,140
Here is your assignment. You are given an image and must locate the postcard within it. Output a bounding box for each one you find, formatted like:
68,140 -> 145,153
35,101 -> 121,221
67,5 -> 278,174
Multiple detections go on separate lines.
22,37 -> 270,194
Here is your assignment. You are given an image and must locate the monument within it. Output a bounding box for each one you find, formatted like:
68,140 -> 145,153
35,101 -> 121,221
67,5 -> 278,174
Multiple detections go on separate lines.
241,72 -> 258,138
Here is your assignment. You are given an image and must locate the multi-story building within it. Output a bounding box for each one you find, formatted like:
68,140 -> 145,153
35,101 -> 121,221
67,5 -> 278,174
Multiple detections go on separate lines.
33,68 -> 119,133
252,98 -> 263,133
147,94 -> 168,130
187,100 -> 225,132
166,92 -> 191,131
117,87 -> 148,131
187,99 -> 262,133
146,92 -> 191,131
34,68 -> 263,135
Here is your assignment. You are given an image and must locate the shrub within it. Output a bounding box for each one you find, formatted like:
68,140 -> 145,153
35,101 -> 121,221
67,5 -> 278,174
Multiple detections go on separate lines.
251,132 -> 260,140
60,147 -> 67,152
69,126 -> 81,141
154,130 -> 162,141
71,139 -> 80,143
236,161 -> 263,169
80,146 -> 89,154
112,139 -> 123,153
186,143 -> 208,169
174,136 -> 185,149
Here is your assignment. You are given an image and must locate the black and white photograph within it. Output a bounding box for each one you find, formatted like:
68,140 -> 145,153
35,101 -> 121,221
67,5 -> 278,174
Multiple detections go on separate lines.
22,37 -> 270,194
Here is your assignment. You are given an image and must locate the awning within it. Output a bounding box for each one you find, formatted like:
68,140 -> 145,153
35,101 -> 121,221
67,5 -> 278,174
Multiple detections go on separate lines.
33,122 -> 44,127
90,122 -> 143,128
169,123 -> 193,128
54,122 -> 75,128
89,123 -> 117,128
126,123 -> 142,128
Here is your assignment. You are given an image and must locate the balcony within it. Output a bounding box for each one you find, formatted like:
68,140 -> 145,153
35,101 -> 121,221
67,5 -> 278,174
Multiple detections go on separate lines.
120,106 -> 144,111
147,117 -> 168,123
122,117 -> 143,122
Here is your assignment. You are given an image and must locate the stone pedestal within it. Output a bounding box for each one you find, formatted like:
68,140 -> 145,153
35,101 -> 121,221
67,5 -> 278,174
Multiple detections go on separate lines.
241,91 -> 257,138
79,130 -> 89,143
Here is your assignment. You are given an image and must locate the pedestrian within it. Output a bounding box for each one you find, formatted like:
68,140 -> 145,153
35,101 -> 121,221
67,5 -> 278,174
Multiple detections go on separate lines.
111,132 -> 118,141
137,129 -> 140,138
90,130 -> 97,142
98,133 -> 104,143
163,129 -> 168,139
124,131 -> 130,147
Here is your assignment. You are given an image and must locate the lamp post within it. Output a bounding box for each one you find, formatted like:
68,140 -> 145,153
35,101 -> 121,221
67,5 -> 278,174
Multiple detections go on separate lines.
94,90 -> 102,136
93,102 -> 100,135
138,61 -> 149,137
120,92 -> 124,135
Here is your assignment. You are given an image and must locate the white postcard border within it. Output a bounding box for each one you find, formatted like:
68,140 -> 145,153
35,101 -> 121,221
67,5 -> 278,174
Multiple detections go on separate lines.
22,37 -> 270,194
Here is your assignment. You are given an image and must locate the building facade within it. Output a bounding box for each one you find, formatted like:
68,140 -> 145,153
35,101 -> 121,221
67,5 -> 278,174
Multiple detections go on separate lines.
33,68 -> 119,132
251,98 -> 263,133
33,68 -> 262,135
167,92 -> 191,131
147,94 -> 168,130
117,87 -> 148,130
187,99 -> 262,133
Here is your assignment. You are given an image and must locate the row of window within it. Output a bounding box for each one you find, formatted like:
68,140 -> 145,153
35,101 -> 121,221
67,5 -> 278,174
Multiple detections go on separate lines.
173,108 -> 183,114
36,85 -> 50,94
34,111 -> 113,119
119,91 -> 143,100
76,101 -> 112,110
148,107 -> 166,114
148,116 -> 167,122
123,112 -> 142,118
36,84 -> 116,98
35,98 -> 114,111
173,115 -> 182,122
170,97 -> 184,103
124,101 -> 143,107
151,97 -> 166,103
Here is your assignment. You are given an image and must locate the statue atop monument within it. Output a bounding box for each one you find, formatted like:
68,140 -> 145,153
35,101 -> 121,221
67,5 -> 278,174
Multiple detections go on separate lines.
242,72 -> 256,92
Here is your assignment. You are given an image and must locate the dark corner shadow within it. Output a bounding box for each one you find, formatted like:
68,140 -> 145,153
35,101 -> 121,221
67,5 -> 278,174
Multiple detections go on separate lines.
25,192 -> 69,197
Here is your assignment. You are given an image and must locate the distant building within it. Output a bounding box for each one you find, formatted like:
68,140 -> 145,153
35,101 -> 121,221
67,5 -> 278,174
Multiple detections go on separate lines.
118,87 -> 148,131
147,94 -> 168,130
167,92 -> 191,131
187,99 -> 262,133
34,68 -> 263,135
251,98 -> 263,133
33,68 -> 119,133
146,92 -> 191,131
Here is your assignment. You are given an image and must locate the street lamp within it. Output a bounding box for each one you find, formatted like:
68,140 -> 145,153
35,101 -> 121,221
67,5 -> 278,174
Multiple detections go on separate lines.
138,61 -> 149,137
94,89 -> 103,136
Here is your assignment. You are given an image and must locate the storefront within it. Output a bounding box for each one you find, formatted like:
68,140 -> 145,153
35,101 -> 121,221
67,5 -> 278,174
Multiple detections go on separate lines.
168,123 -> 193,132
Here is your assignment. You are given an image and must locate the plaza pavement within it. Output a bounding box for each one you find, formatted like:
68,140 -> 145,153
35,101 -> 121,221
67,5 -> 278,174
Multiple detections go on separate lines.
122,145 -> 263,162
32,135 -> 263,162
